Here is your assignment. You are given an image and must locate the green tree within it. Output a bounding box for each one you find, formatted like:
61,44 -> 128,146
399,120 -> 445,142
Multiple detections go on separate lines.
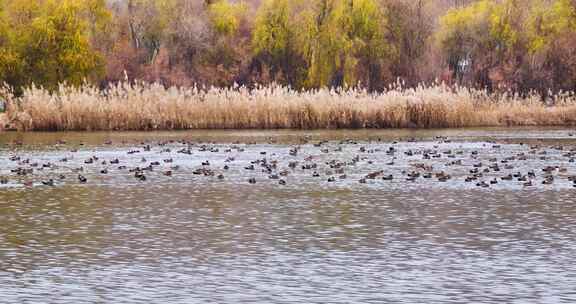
0,0 -> 110,92
252,0 -> 307,86
208,0 -> 247,36
296,0 -> 393,89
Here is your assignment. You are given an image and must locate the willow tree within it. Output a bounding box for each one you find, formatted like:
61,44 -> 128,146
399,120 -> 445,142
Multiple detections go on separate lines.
296,0 -> 394,89
252,0 -> 307,86
0,0 -> 110,92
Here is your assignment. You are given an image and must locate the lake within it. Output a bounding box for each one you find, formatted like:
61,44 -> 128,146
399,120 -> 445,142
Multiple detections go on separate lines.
1,128 -> 576,303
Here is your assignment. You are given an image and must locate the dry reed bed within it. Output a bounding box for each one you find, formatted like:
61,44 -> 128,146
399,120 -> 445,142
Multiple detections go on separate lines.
3,83 -> 576,131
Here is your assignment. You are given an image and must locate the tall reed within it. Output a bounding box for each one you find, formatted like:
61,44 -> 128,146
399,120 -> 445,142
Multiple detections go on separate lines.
3,83 -> 576,131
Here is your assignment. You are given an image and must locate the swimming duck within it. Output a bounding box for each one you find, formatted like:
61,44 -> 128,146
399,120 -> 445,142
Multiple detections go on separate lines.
42,179 -> 55,186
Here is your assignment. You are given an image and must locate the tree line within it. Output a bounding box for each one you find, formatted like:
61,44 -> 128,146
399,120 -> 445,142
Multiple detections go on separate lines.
0,0 -> 575,95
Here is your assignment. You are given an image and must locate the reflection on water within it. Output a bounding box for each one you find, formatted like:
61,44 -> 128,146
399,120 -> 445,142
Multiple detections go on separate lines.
1,129 -> 576,303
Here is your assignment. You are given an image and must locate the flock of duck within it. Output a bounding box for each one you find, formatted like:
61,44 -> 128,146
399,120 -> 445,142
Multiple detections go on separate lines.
1,136 -> 576,190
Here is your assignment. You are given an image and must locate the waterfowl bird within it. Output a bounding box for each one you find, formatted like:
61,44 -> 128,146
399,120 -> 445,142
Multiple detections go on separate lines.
135,173 -> 146,181
279,179 -> 287,185
382,175 -> 394,181
78,175 -> 87,183
542,176 -> 554,185
437,172 -> 451,182
366,171 -> 384,179
248,178 -> 256,184
406,174 -> 418,182
476,181 -> 489,188
42,179 -> 55,186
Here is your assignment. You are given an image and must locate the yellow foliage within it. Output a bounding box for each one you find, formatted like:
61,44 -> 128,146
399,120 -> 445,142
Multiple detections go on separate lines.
297,0 -> 392,88
0,0 -> 109,92
253,0 -> 292,58
208,0 -> 247,36
527,0 -> 576,53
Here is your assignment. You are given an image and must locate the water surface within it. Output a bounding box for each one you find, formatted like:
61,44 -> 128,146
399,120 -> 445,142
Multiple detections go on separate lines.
1,128 -> 576,303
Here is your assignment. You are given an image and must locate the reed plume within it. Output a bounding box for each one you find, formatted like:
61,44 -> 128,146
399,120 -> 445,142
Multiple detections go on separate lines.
3,82 -> 576,131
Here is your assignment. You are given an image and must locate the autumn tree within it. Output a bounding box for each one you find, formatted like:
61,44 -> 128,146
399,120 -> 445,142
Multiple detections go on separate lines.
436,0 -> 521,89
0,0 -> 110,92
251,0 -> 307,86
295,0 -> 394,89
525,0 -> 576,93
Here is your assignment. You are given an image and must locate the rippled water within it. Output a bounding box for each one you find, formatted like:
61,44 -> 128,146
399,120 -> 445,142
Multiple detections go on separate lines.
1,128 -> 576,303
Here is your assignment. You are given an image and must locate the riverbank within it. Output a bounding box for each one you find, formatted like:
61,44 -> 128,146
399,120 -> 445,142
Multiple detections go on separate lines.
3,83 -> 576,131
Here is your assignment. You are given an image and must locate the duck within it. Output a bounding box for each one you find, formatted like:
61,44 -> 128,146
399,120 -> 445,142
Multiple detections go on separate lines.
476,181 -> 489,188
542,176 -> 554,185
78,175 -> 87,183
42,179 -> 55,186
